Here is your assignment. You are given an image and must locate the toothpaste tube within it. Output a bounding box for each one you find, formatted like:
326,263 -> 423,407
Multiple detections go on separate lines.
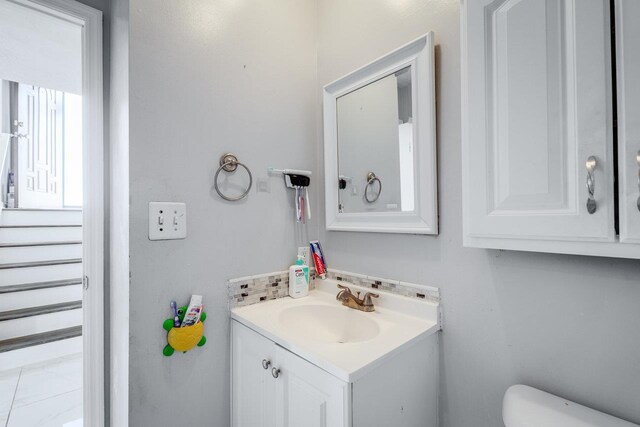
309,240 -> 327,279
181,295 -> 203,327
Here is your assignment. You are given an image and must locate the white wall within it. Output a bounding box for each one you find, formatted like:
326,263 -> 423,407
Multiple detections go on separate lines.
107,0 -> 129,424
317,1 -> 640,426
0,0 -> 82,94
126,0 -> 318,425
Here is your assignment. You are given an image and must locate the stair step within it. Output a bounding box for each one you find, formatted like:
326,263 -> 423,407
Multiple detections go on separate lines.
0,209 -> 82,226
0,262 -> 83,287
0,226 -> 82,244
0,224 -> 80,228
0,304 -> 82,340
0,258 -> 82,270
0,326 -> 82,353
0,284 -> 82,312
0,241 -> 82,248
0,300 -> 82,321
0,243 -> 82,264
0,278 -> 83,294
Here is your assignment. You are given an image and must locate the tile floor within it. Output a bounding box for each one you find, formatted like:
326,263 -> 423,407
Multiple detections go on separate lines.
0,354 -> 82,427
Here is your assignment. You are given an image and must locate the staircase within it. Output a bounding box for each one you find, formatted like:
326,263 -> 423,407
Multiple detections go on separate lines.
0,208 -> 83,370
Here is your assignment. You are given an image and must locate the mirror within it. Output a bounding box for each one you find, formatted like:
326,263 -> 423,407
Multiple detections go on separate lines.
336,66 -> 414,214
323,33 -> 437,234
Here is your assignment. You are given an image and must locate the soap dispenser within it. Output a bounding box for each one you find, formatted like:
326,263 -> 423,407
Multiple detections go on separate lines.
289,255 -> 309,298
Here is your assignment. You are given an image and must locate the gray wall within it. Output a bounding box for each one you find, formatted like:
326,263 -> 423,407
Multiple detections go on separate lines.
126,0 -> 318,425
114,0 -> 640,425
317,1 -> 640,426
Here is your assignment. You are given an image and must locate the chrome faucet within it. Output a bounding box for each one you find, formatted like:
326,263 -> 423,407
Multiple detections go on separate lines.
336,284 -> 379,312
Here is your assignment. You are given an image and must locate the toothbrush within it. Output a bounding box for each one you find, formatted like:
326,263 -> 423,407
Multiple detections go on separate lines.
170,301 -> 180,327
296,188 -> 300,222
305,187 -> 311,220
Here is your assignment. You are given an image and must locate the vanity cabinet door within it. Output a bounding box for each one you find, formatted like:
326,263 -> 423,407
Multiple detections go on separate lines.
273,346 -> 350,427
462,0 -> 616,246
616,0 -> 640,243
231,321 -> 277,427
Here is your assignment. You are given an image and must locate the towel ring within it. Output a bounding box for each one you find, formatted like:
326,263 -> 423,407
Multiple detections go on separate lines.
214,153 -> 253,202
364,172 -> 381,203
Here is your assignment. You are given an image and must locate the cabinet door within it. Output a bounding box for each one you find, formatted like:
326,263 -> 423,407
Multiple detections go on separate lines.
274,346 -> 349,427
231,321 -> 277,427
616,0 -> 640,243
462,0 -> 615,244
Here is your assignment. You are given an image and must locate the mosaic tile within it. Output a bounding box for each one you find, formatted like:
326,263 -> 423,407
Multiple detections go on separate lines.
228,268 -> 440,308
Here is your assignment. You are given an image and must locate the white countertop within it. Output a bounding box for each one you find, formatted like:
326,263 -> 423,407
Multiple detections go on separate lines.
231,279 -> 440,382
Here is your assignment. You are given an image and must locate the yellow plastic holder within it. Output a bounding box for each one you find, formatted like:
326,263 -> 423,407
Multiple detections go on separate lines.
162,307 -> 207,356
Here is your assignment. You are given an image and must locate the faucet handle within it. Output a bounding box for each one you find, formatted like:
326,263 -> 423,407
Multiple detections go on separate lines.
337,284 -> 352,293
362,292 -> 379,306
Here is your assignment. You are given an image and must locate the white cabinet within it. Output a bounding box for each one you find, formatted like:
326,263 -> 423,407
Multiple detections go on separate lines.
616,0 -> 640,243
274,345 -> 348,427
231,320 -> 438,427
231,320 -> 277,427
462,0 -> 640,258
231,321 -> 348,427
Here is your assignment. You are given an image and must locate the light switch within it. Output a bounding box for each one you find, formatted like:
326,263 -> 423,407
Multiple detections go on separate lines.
149,202 -> 187,240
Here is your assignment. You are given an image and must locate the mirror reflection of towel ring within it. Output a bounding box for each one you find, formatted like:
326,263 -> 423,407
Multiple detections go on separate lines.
364,172 -> 381,203
214,153 -> 253,201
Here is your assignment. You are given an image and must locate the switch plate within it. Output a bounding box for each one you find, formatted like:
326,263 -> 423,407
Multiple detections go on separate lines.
149,202 -> 187,240
256,178 -> 270,193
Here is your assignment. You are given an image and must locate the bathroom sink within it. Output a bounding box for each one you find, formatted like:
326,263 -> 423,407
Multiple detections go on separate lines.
279,305 -> 380,343
231,278 -> 440,382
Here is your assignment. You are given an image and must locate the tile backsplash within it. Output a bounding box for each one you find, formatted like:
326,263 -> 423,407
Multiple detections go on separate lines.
228,268 -> 439,309
326,269 -> 440,303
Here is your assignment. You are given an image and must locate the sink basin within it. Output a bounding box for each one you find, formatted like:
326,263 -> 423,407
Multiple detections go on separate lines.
279,305 -> 380,344
231,278 -> 440,382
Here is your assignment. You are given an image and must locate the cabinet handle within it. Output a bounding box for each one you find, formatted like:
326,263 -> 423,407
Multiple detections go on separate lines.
262,359 -> 271,370
636,151 -> 640,212
586,156 -> 597,214
271,367 -> 281,379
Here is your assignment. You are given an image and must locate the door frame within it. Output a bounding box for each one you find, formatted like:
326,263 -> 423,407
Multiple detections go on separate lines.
6,0 -> 105,424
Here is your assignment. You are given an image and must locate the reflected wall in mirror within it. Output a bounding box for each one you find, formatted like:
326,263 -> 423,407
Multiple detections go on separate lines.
324,33 -> 437,234
337,67 -> 414,213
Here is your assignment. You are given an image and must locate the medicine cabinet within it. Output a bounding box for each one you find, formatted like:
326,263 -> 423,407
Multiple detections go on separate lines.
461,0 -> 640,258
323,33 -> 438,234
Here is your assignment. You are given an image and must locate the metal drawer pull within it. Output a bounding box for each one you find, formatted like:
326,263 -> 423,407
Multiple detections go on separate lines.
636,151 -> 640,212
586,156 -> 597,214
271,367 -> 280,379
262,359 -> 270,370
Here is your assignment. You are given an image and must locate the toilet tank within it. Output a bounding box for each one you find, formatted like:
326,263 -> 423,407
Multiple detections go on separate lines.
503,385 -> 639,427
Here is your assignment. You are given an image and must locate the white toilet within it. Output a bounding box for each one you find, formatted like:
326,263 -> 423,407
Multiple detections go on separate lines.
503,385 -> 639,427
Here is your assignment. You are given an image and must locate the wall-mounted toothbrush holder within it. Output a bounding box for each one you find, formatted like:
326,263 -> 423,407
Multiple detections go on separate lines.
162,302 -> 207,356
268,168 -> 312,223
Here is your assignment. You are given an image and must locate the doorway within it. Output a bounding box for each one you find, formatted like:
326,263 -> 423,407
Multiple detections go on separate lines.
0,0 -> 104,425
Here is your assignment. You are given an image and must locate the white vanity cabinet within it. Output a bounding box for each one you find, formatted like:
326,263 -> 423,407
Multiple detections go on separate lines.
462,0 -> 640,258
232,321 -> 349,427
